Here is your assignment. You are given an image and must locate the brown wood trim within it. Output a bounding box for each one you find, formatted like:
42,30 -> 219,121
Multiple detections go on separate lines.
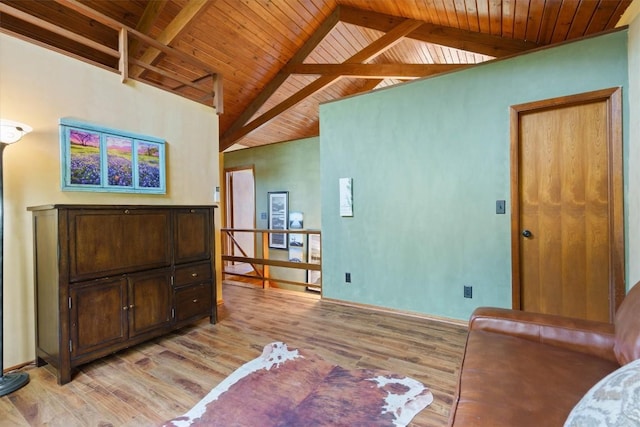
609,88 -> 625,313
509,105 -> 521,309
509,87 -> 625,318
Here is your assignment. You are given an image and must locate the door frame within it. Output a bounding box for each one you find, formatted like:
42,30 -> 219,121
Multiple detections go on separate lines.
223,165 -> 256,262
509,87 -> 625,319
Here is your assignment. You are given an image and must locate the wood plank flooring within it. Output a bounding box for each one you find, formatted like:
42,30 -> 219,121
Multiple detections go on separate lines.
1,283 -> 468,427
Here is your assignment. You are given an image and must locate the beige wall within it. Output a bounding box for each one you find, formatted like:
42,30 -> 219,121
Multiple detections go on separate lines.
0,34 -> 220,368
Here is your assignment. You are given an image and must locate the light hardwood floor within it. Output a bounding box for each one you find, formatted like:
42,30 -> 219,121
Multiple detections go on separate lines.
1,283 -> 468,427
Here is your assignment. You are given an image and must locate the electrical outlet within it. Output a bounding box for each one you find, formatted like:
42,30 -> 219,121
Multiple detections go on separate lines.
464,286 -> 473,298
345,272 -> 351,283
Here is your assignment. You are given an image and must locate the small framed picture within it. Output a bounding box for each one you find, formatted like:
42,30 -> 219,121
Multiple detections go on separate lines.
268,191 -> 289,249
339,177 -> 353,217
307,233 -> 321,289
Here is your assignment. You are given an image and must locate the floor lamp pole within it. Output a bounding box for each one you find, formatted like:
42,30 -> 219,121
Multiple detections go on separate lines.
0,142 -> 30,396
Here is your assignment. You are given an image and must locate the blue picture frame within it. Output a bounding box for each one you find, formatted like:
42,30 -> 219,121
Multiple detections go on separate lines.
60,118 -> 166,194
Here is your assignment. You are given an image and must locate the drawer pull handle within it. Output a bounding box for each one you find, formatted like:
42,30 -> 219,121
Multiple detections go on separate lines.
124,209 -> 130,214
191,273 -> 198,277
190,209 -> 196,213
192,299 -> 198,303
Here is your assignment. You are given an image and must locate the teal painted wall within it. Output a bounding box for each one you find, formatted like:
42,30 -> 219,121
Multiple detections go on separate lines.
628,13 -> 640,287
224,137 -> 321,287
320,30 -> 630,320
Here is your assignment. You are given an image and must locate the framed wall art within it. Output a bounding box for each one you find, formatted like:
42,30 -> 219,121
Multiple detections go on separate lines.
288,211 -> 304,262
59,118 -> 166,194
307,233 -> 321,290
268,191 -> 288,249
339,177 -> 353,217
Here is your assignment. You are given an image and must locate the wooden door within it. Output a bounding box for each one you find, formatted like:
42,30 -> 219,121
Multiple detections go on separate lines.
511,88 -> 624,322
70,278 -> 128,358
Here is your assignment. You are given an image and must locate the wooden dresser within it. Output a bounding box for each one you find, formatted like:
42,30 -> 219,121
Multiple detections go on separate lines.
28,205 -> 217,384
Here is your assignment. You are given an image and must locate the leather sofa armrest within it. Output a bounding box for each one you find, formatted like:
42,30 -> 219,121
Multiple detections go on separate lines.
469,307 -> 617,363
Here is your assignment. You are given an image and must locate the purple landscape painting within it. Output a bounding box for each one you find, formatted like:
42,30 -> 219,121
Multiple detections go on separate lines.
106,135 -> 133,187
69,129 -> 101,185
137,142 -> 161,188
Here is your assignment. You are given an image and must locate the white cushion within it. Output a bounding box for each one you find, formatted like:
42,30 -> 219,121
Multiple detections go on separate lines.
564,358 -> 640,426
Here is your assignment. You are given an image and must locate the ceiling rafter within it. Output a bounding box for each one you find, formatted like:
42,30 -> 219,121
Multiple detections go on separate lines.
220,16 -> 424,150
128,0 -> 167,59
338,6 -> 540,57
219,3 -> 531,151
220,6 -> 342,144
282,63 -> 469,79
132,0 -> 211,78
1,1 -> 627,150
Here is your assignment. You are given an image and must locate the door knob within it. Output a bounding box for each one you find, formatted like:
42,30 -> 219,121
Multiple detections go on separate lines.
522,229 -> 532,238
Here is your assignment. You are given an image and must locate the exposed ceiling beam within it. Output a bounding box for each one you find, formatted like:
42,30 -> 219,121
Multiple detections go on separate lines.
131,0 -> 211,78
220,17 -> 424,150
338,6 -> 539,57
282,63 -> 469,79
128,0 -> 168,58
221,7 -> 342,144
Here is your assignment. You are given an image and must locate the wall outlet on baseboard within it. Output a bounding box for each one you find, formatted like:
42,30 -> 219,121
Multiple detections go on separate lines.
464,285 -> 473,298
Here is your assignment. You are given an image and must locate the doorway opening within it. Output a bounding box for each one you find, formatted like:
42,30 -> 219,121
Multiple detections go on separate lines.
224,166 -> 256,278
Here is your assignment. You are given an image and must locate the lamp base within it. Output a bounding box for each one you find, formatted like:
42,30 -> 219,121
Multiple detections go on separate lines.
0,372 -> 29,396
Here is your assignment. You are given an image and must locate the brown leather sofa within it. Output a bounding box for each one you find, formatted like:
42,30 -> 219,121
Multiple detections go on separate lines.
448,282 -> 640,426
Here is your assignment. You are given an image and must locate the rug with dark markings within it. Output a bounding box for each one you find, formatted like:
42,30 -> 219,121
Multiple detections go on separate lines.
162,341 -> 433,427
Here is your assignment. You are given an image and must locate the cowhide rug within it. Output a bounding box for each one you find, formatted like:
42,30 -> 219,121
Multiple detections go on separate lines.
163,342 -> 433,427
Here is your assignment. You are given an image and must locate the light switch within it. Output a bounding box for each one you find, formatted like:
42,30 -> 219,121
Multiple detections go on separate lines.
496,200 -> 506,214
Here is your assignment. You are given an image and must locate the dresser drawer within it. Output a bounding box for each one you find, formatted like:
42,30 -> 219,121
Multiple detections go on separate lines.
174,262 -> 212,287
175,283 -> 212,323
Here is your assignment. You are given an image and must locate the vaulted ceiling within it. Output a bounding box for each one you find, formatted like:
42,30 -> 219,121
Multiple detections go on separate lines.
0,1 -> 632,151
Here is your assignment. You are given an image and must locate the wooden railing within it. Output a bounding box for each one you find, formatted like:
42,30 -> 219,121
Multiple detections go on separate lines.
0,0 -> 223,113
221,228 -> 321,290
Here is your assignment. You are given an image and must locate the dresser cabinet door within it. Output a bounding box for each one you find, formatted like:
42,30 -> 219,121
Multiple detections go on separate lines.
128,269 -> 173,338
174,208 -> 211,264
70,278 -> 128,358
68,209 -> 171,281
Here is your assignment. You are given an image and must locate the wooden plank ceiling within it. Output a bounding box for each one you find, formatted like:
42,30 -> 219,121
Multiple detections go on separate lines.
0,0 -> 632,151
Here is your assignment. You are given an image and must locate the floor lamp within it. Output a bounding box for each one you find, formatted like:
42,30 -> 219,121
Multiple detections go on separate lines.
0,119 -> 32,396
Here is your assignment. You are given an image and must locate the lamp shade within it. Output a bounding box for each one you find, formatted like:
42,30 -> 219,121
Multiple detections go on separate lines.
0,119 -> 32,144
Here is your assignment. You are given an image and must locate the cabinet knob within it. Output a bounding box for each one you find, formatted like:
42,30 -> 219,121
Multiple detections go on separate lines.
191,273 -> 198,277
129,304 -> 135,309
123,306 -> 128,311
193,299 -> 198,303
124,209 -> 130,214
